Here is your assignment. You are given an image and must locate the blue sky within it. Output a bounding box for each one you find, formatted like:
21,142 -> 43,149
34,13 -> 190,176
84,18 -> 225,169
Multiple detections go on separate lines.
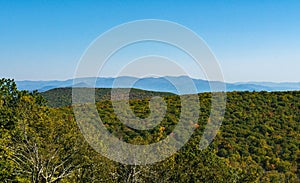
0,0 -> 299,82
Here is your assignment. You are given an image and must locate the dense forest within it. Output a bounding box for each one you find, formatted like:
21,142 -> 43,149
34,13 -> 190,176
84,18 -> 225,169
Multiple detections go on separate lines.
0,78 -> 299,182
41,88 -> 174,108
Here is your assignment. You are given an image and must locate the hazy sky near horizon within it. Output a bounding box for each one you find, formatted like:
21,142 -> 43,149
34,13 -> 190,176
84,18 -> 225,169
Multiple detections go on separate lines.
0,0 -> 299,82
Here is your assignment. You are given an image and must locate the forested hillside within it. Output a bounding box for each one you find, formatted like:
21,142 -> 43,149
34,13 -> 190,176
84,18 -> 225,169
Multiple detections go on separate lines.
41,87 -> 174,107
0,79 -> 299,182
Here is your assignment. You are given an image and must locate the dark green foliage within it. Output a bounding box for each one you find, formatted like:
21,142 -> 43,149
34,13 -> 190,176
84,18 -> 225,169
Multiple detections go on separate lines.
92,91 -> 299,182
41,87 -> 174,108
214,91 -> 300,182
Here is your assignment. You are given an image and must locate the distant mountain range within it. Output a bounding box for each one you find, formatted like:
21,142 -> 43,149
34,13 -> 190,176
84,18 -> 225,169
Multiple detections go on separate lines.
15,76 -> 300,94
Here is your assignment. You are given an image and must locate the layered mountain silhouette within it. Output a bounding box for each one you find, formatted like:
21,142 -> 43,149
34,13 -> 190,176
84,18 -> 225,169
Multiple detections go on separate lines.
16,76 -> 300,94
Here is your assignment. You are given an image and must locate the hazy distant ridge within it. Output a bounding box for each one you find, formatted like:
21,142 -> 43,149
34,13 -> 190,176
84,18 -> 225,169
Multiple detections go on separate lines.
16,76 -> 300,94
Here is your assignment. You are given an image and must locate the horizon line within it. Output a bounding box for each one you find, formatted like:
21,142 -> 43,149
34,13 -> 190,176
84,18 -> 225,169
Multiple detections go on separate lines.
10,76 -> 300,84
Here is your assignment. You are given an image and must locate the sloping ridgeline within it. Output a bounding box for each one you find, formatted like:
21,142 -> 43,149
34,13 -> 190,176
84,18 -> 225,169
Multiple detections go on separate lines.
41,87 -> 174,108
